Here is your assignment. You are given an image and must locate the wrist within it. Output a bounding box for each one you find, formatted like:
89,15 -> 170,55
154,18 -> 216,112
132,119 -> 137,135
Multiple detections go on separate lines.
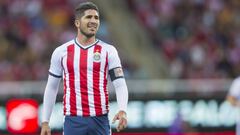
42,121 -> 49,127
119,110 -> 127,114
119,110 -> 127,118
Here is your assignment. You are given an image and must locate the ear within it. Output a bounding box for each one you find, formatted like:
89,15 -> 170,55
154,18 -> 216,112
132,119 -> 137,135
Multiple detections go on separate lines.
75,20 -> 80,27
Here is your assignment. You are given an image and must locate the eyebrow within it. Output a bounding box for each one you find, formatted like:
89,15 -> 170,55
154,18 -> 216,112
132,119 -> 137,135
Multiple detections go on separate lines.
85,14 -> 99,18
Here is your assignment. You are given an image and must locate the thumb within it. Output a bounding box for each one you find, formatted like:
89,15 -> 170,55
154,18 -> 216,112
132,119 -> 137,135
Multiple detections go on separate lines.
112,114 -> 119,124
48,130 -> 51,135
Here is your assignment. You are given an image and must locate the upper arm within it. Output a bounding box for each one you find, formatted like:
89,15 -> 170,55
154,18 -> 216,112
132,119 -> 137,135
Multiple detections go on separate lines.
108,46 -> 122,69
49,48 -> 63,78
108,46 -> 124,81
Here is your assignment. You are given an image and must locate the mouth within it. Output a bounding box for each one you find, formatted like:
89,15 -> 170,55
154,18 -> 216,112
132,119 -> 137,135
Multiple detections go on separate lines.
88,27 -> 96,32
87,23 -> 97,29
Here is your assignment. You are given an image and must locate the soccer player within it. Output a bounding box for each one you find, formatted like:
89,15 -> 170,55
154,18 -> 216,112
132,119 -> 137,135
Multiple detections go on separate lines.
40,2 -> 128,135
226,77 -> 240,135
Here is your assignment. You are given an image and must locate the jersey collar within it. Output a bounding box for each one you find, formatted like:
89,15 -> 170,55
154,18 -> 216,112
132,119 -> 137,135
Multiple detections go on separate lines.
74,38 -> 99,49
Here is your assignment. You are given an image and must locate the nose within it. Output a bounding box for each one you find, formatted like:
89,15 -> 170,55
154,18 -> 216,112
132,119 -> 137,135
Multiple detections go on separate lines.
90,17 -> 98,23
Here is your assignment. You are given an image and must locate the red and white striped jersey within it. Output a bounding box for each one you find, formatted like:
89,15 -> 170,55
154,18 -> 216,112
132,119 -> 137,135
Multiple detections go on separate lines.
49,38 -> 122,117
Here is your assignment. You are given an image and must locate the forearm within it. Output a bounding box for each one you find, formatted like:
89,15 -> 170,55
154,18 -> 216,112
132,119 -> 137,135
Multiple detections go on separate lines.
112,78 -> 128,112
42,75 -> 61,123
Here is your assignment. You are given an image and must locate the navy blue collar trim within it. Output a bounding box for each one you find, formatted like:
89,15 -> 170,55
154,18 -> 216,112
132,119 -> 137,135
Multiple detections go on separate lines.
74,38 -> 99,50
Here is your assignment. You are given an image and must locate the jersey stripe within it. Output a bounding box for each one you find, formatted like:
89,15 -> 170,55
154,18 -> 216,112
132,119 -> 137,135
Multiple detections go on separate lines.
93,45 -> 102,116
64,53 -> 71,116
103,52 -> 109,112
87,48 -> 95,116
67,44 -> 77,116
74,46 -> 82,116
80,49 -> 90,116
62,57 -> 67,115
99,48 -> 106,114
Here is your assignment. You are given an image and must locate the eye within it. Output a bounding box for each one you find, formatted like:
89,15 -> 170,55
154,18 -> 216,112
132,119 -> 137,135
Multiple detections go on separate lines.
86,15 -> 92,19
95,16 -> 99,20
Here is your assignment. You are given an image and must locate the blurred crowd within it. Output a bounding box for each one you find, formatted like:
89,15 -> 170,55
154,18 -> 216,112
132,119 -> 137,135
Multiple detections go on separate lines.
127,0 -> 240,79
0,0 -> 110,81
0,0 -> 239,81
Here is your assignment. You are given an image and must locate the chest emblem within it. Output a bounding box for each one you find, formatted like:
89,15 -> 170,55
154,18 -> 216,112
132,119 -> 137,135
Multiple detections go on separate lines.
93,52 -> 101,62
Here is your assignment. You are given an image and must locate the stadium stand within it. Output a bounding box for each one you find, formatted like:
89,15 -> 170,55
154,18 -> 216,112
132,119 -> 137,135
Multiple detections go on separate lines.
125,0 -> 240,79
0,0 -> 240,81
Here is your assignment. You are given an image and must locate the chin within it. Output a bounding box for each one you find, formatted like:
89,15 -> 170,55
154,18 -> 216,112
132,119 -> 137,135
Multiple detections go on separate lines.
80,29 -> 96,38
85,33 -> 95,38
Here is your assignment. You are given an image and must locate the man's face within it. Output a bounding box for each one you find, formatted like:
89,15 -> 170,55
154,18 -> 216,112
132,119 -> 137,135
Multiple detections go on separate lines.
76,9 -> 100,38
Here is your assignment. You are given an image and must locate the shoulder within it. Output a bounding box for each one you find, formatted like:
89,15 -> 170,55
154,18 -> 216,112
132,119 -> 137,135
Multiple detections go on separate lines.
97,40 -> 116,49
233,77 -> 240,84
98,40 -> 118,55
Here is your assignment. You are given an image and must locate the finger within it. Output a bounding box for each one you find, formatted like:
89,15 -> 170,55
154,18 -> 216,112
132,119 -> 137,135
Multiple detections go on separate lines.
123,118 -> 127,126
42,128 -> 50,135
117,124 -> 124,132
119,118 -> 127,130
119,117 -> 127,126
117,125 -> 121,132
40,130 -> 45,135
122,120 -> 127,128
117,120 -> 125,132
112,115 -> 118,124
118,118 -> 124,126
48,130 -> 51,135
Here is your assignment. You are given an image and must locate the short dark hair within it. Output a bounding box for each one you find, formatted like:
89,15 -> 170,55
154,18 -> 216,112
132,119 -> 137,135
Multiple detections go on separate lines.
75,2 -> 99,19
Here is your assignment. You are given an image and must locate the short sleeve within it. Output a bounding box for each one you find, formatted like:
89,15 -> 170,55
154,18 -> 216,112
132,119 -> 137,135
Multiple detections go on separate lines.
49,48 -> 63,77
108,46 -> 122,70
229,78 -> 240,97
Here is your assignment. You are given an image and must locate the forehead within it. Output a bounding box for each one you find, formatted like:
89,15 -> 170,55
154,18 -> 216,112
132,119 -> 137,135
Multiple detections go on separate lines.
83,9 -> 99,17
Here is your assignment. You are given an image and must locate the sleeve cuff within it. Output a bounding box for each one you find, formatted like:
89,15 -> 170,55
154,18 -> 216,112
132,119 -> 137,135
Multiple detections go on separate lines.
49,71 -> 62,78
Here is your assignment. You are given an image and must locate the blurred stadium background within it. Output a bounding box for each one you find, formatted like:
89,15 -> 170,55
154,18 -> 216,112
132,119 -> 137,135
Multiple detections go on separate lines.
0,0 -> 239,134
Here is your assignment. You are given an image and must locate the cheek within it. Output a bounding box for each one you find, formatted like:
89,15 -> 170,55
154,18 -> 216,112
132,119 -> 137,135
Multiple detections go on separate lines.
78,22 -> 86,29
97,22 -> 100,27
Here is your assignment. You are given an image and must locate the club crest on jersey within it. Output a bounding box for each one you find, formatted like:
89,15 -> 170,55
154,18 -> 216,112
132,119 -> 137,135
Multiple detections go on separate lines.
93,52 -> 101,62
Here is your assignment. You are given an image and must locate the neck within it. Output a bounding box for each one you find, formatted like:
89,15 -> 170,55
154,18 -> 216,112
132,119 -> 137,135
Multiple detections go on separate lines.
76,33 -> 96,46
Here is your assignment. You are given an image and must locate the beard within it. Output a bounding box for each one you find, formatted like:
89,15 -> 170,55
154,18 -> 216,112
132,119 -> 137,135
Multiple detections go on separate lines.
80,29 -> 95,38
79,24 -> 97,38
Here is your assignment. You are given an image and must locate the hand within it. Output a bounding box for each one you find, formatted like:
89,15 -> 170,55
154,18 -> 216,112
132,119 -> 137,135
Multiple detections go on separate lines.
40,122 -> 51,135
112,110 -> 127,132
